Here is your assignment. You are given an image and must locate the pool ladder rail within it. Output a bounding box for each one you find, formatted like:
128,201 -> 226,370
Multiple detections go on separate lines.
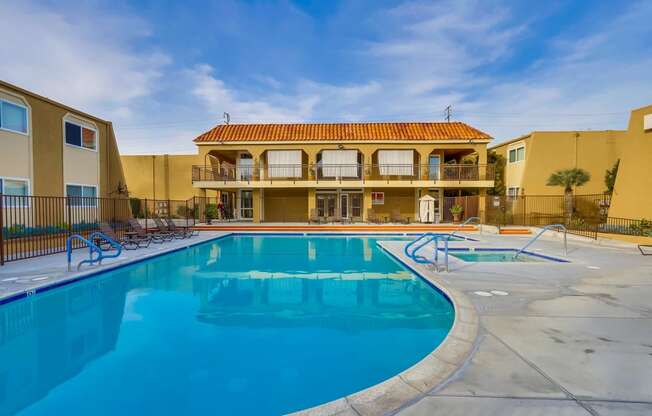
513,224 -> 567,259
66,232 -> 123,271
404,217 -> 481,272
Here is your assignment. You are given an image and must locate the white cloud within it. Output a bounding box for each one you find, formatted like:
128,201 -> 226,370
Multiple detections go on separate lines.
0,0 -> 169,120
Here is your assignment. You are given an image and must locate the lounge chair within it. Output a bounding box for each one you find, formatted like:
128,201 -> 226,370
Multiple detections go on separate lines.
391,208 -> 408,224
309,208 -> 326,224
164,217 -> 199,237
153,217 -> 186,239
98,222 -> 149,250
128,218 -> 171,243
367,208 -> 381,224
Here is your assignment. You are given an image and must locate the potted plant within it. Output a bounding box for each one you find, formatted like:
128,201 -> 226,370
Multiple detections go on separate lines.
450,204 -> 464,223
205,204 -> 219,225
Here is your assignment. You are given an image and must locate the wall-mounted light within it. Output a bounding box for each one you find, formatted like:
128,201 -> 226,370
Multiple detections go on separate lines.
338,144 -> 344,149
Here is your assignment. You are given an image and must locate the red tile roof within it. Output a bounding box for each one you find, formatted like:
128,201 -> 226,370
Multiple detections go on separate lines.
193,121 -> 492,143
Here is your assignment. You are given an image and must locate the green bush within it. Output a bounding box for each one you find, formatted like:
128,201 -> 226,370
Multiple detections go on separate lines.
205,204 -> 219,221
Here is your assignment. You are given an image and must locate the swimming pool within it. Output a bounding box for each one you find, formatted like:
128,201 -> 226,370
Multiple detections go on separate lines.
448,248 -> 568,263
0,235 -> 454,415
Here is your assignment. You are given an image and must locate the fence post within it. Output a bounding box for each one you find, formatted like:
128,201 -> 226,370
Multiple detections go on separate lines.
185,199 -> 189,227
66,197 -> 72,236
0,193 -> 4,266
144,198 -> 149,233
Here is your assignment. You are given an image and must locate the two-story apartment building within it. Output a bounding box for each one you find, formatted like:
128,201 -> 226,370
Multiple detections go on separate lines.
189,121 -> 494,223
0,80 -> 126,201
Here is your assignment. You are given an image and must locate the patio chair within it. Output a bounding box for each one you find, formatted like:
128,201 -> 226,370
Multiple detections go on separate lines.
366,208 -> 381,224
153,217 -> 186,239
128,218 -> 171,243
391,208 -> 408,224
164,217 -> 199,237
309,208 -> 326,224
97,222 -> 139,250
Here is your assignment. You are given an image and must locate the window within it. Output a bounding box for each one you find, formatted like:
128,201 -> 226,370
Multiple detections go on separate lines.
0,100 -> 28,134
507,187 -> 520,198
509,146 -> 525,163
644,114 -> 652,131
66,184 -> 97,206
0,177 -> 30,207
65,120 -> 97,150
378,150 -> 414,175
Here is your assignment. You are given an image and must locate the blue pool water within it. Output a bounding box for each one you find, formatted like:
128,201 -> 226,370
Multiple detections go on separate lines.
0,235 -> 454,416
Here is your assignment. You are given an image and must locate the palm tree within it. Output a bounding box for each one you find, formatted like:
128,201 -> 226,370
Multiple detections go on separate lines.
547,168 -> 591,221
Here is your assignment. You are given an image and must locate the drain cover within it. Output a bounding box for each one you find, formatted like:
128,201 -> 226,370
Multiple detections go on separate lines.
473,291 -> 493,297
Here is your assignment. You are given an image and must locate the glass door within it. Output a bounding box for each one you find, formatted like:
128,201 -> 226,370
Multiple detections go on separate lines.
239,190 -> 253,219
340,194 -> 349,219
429,155 -> 441,180
238,153 -> 253,180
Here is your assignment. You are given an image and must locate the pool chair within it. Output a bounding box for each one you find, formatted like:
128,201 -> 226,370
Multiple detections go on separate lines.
153,217 -> 186,239
391,209 -> 409,224
128,218 -> 171,243
309,208 -> 326,224
366,208 -> 381,224
98,222 -> 148,250
164,218 -> 199,238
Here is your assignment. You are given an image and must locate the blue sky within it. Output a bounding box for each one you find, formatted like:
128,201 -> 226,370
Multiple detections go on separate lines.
2,0 -> 651,153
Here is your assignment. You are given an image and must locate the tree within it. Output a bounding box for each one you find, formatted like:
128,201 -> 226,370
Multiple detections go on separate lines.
547,168 -> 591,221
487,150 -> 506,196
604,159 -> 619,194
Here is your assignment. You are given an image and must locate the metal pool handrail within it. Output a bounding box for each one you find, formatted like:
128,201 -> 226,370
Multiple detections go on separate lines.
513,224 -> 567,259
404,232 -> 439,263
66,232 -> 122,271
403,233 -> 450,272
448,216 -> 480,241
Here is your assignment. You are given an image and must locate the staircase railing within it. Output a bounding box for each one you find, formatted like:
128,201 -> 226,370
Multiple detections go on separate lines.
66,232 -> 122,271
513,224 -> 567,259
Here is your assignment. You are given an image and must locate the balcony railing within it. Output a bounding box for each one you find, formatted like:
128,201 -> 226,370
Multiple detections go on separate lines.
192,163 -> 495,183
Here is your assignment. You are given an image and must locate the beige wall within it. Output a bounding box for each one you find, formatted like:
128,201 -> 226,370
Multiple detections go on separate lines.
608,105 -> 652,219
121,154 -> 205,200
0,80 -> 126,198
0,89 -> 32,185
492,130 -> 624,196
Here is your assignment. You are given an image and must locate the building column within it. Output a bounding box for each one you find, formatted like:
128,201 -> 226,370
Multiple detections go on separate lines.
252,188 -> 262,223
363,188 -> 373,221
308,188 -> 316,221
478,188 -> 487,224
306,150 -> 319,180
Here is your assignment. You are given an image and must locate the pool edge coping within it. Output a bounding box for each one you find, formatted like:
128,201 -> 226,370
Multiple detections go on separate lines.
288,240 -> 479,416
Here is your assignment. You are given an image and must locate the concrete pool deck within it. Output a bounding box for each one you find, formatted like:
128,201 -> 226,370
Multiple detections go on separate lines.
0,230 -> 650,415
377,233 -> 652,416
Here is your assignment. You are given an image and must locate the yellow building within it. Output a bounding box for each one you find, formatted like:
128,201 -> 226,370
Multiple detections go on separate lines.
0,80 -> 126,199
489,130 -> 624,197
122,121 -> 495,223
608,104 -> 652,220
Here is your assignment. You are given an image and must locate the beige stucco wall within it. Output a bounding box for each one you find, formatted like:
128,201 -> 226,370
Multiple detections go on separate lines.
608,105 -> 652,219
0,89 -> 32,187
121,154 -> 204,200
0,80 -> 126,198
62,115 -> 100,193
492,130 -> 625,196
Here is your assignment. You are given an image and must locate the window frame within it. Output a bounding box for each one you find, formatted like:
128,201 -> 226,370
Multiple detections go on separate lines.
507,187 -> 520,198
63,118 -> 98,152
508,145 -> 525,163
65,183 -> 98,207
0,176 -> 31,207
0,99 -> 29,135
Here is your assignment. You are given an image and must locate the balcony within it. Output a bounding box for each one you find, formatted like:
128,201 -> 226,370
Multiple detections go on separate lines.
192,164 -> 495,188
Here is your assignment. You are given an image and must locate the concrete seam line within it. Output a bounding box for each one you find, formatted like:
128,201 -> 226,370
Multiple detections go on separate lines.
484,329 -> 600,416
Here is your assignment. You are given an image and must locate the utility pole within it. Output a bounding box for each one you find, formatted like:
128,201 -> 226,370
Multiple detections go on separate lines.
444,106 -> 452,122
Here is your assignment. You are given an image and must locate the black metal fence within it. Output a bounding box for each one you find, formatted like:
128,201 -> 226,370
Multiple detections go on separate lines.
2,192 -> 650,264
